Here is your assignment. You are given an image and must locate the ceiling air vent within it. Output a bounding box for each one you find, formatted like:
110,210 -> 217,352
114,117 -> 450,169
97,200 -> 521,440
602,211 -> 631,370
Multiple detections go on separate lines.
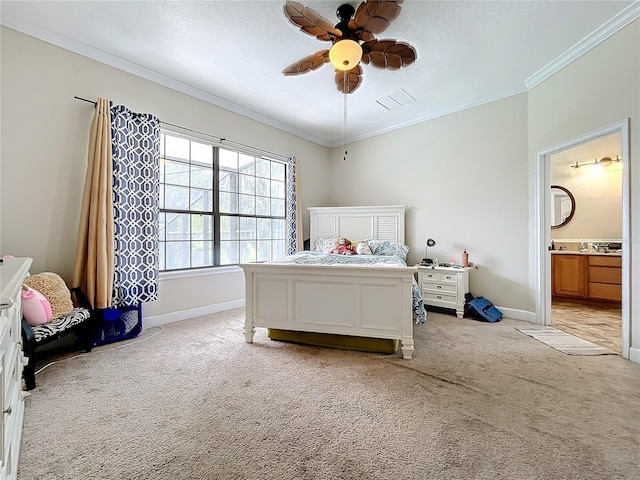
376,88 -> 416,110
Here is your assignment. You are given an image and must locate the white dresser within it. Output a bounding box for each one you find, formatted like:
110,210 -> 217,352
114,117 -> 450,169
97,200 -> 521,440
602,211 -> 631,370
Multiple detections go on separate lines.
416,265 -> 471,318
1,257 -> 32,480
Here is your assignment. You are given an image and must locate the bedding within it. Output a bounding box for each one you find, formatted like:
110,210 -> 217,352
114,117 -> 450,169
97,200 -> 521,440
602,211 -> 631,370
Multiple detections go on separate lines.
243,205 -> 419,359
270,250 -> 427,325
364,238 -> 410,260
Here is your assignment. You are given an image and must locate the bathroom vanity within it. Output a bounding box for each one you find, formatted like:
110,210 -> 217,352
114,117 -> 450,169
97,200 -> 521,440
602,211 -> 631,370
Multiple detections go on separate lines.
551,251 -> 621,304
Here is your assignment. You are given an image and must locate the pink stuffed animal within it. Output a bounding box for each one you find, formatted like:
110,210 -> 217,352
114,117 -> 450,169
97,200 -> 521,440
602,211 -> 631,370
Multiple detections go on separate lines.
329,237 -> 356,255
21,285 -> 53,326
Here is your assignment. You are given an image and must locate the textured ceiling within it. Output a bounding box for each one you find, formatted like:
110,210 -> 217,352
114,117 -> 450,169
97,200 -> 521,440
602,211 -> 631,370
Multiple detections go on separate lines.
1,1 -> 637,147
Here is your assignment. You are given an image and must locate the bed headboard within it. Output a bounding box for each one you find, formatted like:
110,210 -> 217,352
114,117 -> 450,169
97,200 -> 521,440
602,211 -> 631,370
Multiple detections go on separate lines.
309,205 -> 406,244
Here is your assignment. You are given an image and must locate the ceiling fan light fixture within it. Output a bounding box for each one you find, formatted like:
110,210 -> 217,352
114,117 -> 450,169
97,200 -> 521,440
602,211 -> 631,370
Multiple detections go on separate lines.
283,1 -> 416,93
329,39 -> 362,71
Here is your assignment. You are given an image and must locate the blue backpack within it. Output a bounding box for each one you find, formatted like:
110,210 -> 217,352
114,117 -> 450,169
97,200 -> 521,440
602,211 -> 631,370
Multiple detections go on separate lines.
464,294 -> 503,323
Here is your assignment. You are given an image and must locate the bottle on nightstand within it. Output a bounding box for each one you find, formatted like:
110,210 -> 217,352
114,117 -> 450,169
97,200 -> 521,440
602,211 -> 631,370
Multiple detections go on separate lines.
461,249 -> 469,267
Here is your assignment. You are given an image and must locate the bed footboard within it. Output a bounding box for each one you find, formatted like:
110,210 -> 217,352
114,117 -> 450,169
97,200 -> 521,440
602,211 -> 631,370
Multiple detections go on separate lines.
241,263 -> 416,359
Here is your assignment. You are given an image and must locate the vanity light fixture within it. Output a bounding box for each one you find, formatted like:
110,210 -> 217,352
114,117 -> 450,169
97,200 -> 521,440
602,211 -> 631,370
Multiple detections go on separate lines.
570,155 -> 621,169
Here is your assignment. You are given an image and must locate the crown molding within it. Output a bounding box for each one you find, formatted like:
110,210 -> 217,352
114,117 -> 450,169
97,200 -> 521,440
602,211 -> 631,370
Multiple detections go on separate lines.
3,1 -> 638,149
329,85 -> 528,148
1,22 -> 332,148
524,1 -> 640,90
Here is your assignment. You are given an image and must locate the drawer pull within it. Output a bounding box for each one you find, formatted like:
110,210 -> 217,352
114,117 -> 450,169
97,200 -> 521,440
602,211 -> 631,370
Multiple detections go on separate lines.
437,285 -> 442,289
436,295 -> 442,299
3,406 -> 12,415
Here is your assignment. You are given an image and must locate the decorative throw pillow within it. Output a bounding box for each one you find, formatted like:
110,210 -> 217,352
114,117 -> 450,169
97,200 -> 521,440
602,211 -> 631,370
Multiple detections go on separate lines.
313,237 -> 338,253
356,241 -> 373,255
21,286 -> 53,326
23,272 -> 73,319
364,239 -> 410,261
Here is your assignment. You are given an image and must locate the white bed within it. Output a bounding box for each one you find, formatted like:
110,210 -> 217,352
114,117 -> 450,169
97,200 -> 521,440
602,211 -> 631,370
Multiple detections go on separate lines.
240,205 -> 420,359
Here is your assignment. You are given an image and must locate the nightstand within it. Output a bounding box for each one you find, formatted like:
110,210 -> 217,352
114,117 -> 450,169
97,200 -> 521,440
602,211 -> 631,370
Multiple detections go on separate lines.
416,265 -> 471,318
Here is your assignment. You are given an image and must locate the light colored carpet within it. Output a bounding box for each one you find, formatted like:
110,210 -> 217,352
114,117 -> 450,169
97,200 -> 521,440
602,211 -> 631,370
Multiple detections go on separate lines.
18,310 -> 640,480
516,326 -> 616,355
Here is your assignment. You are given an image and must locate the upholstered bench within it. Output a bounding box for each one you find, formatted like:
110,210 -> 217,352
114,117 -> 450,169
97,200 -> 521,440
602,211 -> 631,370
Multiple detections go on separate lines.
21,288 -> 94,390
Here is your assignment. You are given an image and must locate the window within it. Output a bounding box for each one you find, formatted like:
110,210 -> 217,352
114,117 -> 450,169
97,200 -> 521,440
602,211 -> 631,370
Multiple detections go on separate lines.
159,131 -> 288,271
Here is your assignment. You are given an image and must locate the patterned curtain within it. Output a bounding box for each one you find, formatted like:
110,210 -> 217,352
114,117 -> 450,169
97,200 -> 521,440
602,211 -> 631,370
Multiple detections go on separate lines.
110,105 -> 160,306
286,156 -> 302,254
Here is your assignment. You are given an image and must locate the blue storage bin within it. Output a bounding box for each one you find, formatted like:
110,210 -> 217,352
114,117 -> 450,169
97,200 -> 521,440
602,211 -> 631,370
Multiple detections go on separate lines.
92,304 -> 142,346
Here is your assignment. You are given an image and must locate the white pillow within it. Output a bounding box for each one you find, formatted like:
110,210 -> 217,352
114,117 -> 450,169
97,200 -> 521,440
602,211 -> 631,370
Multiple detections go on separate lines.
364,239 -> 410,261
356,242 -> 373,255
313,237 -> 338,253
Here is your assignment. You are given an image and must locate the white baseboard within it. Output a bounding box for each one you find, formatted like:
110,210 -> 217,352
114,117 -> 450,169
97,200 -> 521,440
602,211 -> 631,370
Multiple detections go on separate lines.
497,306 -> 537,324
629,346 -> 640,365
143,299 -> 245,329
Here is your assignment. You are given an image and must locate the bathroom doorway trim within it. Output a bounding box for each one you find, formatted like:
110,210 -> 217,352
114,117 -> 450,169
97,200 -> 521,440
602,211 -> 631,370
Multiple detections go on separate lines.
534,119 -> 630,360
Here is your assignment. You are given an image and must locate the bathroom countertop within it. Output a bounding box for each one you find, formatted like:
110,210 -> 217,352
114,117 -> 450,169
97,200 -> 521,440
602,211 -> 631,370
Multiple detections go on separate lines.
551,250 -> 622,256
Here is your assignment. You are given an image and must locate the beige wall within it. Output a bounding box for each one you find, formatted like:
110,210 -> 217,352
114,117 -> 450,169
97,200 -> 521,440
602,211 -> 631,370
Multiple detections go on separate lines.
328,94 -> 532,314
0,27 -> 331,318
528,19 -> 639,358
551,163 -> 623,241
553,167 -> 623,240
550,132 -> 623,241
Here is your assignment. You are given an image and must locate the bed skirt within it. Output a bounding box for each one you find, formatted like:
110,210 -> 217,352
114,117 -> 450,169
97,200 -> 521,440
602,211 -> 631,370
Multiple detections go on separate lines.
268,329 -> 399,354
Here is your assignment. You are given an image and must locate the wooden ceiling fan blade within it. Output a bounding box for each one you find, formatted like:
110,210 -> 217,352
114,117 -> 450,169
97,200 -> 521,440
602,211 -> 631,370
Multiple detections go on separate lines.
335,65 -> 363,94
367,51 -> 395,69
353,0 -> 403,35
362,39 -> 416,69
367,39 -> 396,50
284,1 -> 342,41
347,24 -> 376,43
281,1 -> 416,91
283,50 -> 330,75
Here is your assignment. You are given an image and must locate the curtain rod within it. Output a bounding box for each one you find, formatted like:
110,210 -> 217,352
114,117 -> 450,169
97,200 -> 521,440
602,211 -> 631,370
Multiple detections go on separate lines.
74,96 -> 291,161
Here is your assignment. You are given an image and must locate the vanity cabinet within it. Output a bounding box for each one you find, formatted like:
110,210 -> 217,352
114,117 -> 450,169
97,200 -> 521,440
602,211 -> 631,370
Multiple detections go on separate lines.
551,253 -> 621,304
551,254 -> 584,298
586,255 -> 622,302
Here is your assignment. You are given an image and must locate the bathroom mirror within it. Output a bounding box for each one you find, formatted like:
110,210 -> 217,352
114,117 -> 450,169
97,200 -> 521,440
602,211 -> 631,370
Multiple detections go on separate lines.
550,185 -> 575,229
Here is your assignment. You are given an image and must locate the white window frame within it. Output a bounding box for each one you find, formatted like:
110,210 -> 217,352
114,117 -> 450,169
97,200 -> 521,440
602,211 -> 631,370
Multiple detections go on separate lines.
159,130 -> 289,272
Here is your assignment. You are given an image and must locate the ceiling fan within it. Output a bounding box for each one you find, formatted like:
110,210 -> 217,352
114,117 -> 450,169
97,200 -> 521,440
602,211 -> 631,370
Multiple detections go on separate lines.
282,0 -> 417,94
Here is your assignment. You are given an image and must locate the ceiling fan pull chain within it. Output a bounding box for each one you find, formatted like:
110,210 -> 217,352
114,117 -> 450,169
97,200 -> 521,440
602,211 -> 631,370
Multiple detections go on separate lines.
343,73 -> 348,160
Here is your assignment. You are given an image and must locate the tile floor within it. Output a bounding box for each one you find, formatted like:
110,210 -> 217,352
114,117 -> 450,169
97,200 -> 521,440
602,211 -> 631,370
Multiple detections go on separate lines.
551,301 -> 622,354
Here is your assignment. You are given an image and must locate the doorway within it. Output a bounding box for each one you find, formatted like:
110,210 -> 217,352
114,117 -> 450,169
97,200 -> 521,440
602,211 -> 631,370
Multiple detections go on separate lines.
549,132 -> 622,353
535,120 -> 630,359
